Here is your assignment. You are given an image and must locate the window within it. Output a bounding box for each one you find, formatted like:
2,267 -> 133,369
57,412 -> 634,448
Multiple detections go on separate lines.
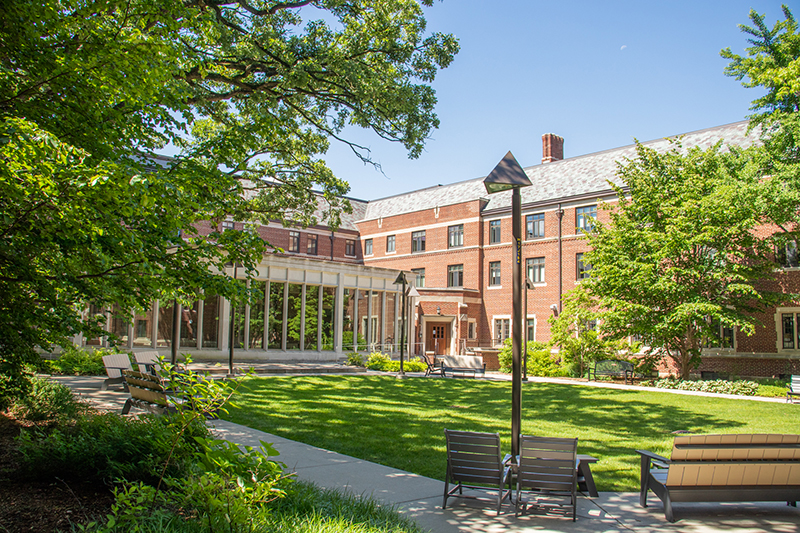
468,320 -> 477,340
777,240 -> 799,268
576,205 -> 597,233
526,213 -> 544,239
288,231 -> 300,253
580,319 -> 597,332
412,268 -> 425,288
494,318 -> 510,345
345,239 -> 356,257
489,261 -> 501,286
411,230 -> 426,253
447,264 -> 463,287
783,313 -> 798,350
576,253 -> 591,279
526,257 -> 545,283
526,318 -> 535,342
489,220 -> 501,244
307,234 -> 318,255
706,319 -> 734,349
364,238 -> 373,256
221,220 -> 235,231
386,235 -> 395,253
448,224 -> 464,248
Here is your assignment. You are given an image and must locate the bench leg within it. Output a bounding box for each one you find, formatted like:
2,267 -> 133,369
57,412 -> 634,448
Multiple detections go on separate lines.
121,398 -> 133,415
663,493 -> 675,523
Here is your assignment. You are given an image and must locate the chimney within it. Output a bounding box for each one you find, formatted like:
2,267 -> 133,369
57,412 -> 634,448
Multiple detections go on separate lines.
542,133 -> 564,164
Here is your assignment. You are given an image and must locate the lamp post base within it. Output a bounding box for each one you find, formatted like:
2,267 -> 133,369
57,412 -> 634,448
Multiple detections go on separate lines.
396,372 -> 408,379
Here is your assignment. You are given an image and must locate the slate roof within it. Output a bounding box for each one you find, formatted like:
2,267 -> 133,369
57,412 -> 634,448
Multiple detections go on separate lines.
361,121 -> 758,221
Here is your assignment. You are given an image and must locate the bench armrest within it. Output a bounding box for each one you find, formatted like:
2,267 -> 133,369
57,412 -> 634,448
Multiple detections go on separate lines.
636,449 -> 670,469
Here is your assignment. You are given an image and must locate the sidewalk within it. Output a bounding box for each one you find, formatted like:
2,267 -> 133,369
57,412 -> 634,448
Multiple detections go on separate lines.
53,373 -> 800,532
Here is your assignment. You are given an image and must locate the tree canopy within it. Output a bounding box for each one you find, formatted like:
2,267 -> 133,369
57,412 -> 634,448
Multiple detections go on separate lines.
0,0 -> 458,401
582,141 -> 784,379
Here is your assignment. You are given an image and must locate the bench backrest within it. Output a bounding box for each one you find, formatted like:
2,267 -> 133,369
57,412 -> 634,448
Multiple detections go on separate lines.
102,353 -> 132,378
123,370 -> 168,407
594,360 -> 633,373
665,434 -> 800,488
518,435 -> 578,493
134,350 -> 161,373
439,355 -> 484,370
791,375 -> 800,393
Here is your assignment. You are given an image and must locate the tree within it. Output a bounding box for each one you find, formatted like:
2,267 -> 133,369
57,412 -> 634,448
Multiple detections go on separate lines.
722,5 -> 800,253
583,140 -> 786,379
548,285 -> 635,378
0,0 -> 458,403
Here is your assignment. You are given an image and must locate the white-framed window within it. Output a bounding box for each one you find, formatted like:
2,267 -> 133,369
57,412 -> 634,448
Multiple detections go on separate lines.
448,224 -> 464,248
448,264 -> 463,287
576,205 -> 597,233
777,308 -> 800,351
386,235 -> 395,253
221,220 -> 235,231
526,317 -> 536,342
467,319 -> 477,340
288,231 -> 300,253
776,240 -> 799,268
412,268 -> 425,288
489,220 -> 501,244
489,261 -> 501,286
526,213 -> 544,239
705,318 -> 735,349
577,253 -> 591,279
527,257 -> 545,283
364,238 -> 373,256
412,230 -> 426,253
493,317 -> 510,346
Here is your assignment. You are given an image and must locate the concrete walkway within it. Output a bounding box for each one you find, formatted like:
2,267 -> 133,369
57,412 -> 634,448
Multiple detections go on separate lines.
52,372 -> 800,532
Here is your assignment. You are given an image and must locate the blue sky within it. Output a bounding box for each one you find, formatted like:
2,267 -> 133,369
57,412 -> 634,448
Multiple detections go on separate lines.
321,1 -> 792,201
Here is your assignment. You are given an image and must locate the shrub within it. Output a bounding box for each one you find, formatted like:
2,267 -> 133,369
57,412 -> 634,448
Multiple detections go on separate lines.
499,340 -> 564,377
345,352 -> 365,367
643,378 -> 759,396
46,345 -> 122,375
9,376 -> 89,421
365,353 -> 426,372
17,412 -> 208,484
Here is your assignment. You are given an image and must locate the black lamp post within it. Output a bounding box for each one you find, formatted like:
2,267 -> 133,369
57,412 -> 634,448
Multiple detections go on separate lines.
523,277 -> 534,382
483,151 -> 532,460
394,271 -> 408,379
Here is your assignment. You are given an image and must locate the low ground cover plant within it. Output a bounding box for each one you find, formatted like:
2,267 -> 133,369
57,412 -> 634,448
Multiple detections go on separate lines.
640,378 -> 760,396
41,345 -> 127,376
224,375 -> 800,492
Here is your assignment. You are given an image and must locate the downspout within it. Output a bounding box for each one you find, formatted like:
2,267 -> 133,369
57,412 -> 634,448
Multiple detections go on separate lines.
557,203 -> 564,313
330,231 -> 335,261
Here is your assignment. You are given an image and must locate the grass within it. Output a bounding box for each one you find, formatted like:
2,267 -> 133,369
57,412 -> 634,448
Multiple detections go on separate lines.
222,375 -> 800,492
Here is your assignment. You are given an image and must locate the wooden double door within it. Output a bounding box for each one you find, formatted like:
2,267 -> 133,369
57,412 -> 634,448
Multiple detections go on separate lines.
426,322 -> 450,355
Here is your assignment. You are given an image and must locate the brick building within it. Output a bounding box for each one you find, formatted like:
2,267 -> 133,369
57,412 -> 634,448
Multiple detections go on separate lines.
80,121 -> 800,377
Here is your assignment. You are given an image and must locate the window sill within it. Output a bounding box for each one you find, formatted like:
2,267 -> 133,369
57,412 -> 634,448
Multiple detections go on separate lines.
487,285 -> 503,290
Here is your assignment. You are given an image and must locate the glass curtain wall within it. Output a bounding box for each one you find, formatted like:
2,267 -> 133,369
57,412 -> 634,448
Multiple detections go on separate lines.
286,284 -> 302,350
133,309 -> 155,347
304,286 -> 319,350
202,295 -> 220,348
385,293 -> 397,353
83,304 -> 105,346
267,282 -> 284,350
356,290 -> 368,351
343,288 -> 355,351
156,302 -> 175,348
180,301 -> 199,347
248,281 -> 266,349
321,287 -> 336,351
109,305 -> 130,348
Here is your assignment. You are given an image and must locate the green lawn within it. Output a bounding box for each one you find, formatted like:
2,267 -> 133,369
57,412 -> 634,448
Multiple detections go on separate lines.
222,375 -> 800,492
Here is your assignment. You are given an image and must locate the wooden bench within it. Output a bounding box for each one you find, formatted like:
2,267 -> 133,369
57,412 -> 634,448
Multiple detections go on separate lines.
637,434 -> 800,522
439,355 -> 486,378
588,359 -> 634,384
788,375 -> 800,403
121,370 -> 176,415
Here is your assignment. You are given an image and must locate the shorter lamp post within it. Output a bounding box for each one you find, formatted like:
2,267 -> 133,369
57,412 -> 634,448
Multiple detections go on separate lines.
394,271 -> 408,379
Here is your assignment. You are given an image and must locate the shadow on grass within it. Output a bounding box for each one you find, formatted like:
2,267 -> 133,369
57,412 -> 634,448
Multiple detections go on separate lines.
223,375 -> 798,491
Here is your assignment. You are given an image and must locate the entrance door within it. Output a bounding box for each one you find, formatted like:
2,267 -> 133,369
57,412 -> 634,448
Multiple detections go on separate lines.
426,322 -> 450,355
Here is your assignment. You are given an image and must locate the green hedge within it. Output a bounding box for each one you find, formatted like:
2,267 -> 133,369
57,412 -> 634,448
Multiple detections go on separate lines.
642,378 -> 759,396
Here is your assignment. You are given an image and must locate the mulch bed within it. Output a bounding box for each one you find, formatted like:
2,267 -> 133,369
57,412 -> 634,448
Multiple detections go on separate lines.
0,413 -> 115,533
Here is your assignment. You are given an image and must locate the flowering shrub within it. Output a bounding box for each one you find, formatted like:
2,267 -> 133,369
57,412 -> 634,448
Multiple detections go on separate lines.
642,378 -> 759,396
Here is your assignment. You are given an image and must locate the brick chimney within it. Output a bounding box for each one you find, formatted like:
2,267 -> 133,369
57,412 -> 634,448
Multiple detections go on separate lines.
542,133 -> 564,163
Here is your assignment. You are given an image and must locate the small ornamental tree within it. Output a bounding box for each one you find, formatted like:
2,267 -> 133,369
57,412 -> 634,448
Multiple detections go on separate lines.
583,141 -> 786,379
